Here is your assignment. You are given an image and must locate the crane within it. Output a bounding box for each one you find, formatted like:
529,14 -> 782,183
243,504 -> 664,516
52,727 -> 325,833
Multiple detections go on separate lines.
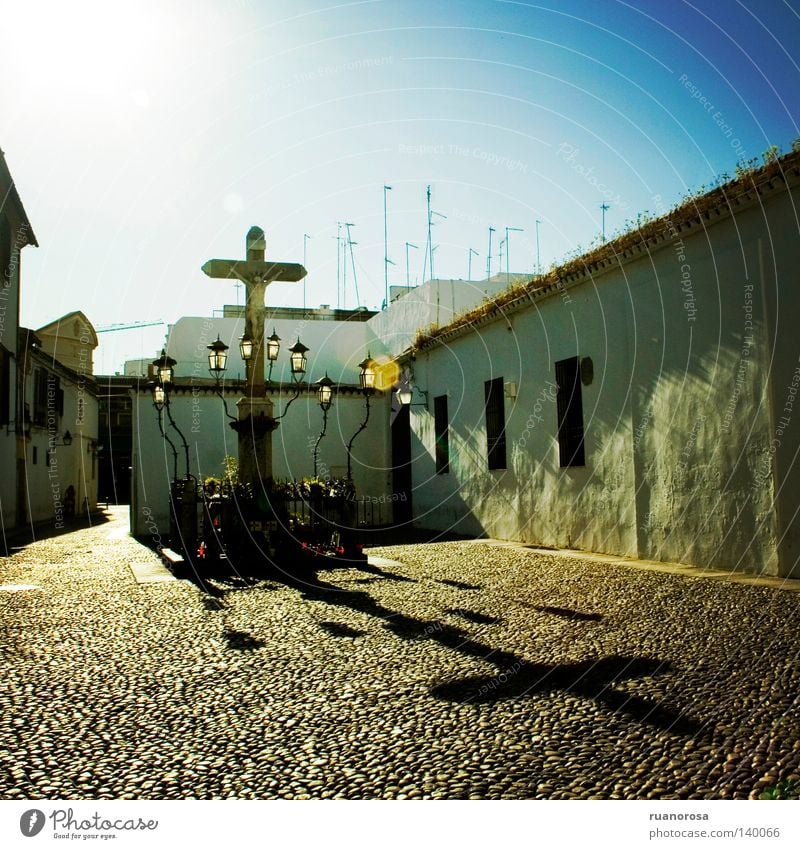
96,320 -> 164,333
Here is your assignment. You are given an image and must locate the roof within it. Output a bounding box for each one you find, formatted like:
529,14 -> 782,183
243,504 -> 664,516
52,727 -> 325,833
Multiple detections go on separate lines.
36,310 -> 99,348
411,147 -> 800,353
0,148 -> 38,247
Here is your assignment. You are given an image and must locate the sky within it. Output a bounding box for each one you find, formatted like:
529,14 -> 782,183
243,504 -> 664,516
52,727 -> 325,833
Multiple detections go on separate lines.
2,0 -> 799,373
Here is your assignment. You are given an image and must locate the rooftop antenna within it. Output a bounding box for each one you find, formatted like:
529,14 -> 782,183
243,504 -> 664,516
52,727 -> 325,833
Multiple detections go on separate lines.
498,238 -> 505,281
468,247 -> 479,280
334,222 -> 344,309
303,233 -> 311,311
505,226 -> 523,281
487,226 -> 495,278
383,185 -> 392,308
405,242 -> 418,287
345,222 -> 360,308
424,185 -> 432,282
600,203 -> 610,242
535,219 -> 542,274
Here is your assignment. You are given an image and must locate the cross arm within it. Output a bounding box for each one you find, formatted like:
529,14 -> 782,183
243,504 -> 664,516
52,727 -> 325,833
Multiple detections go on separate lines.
201,259 -> 307,284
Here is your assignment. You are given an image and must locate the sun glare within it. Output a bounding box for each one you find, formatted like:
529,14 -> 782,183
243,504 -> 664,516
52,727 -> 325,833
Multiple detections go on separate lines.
4,1 -> 178,113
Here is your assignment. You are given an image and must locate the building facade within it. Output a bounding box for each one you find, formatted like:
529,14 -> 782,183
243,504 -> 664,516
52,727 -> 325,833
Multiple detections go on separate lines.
0,149 -> 37,539
398,153 -> 800,578
128,307 -> 393,538
122,152 -> 800,578
17,317 -> 99,528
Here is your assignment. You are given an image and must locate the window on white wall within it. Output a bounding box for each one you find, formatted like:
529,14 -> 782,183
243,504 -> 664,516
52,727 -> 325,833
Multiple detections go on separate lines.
484,377 -> 507,470
434,394 -> 449,474
555,356 -> 586,467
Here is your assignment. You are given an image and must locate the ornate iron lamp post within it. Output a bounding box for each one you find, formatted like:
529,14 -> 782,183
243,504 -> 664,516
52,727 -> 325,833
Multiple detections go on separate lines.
206,336 -> 237,422
346,354 -> 376,481
152,350 -> 190,479
274,338 -> 309,421
313,373 -> 334,478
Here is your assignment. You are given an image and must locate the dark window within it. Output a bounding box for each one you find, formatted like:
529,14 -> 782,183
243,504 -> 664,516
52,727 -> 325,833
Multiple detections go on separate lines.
555,356 -> 586,467
434,394 -> 449,474
0,214 -> 11,289
484,377 -> 506,470
32,368 -> 48,426
0,346 -> 10,424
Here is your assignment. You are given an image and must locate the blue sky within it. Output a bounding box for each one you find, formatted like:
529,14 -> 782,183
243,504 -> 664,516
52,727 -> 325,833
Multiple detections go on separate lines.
2,0 -> 799,372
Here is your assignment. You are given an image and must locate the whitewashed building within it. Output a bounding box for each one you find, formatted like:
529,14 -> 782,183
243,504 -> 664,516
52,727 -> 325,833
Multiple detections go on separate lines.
0,149 -> 37,538
126,150 -> 800,578
17,314 -> 99,527
129,307 -> 395,537
394,152 -> 800,578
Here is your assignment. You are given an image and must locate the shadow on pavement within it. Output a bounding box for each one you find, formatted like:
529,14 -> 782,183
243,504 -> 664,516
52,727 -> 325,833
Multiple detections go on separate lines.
278,566 -> 699,737
178,552 -> 699,737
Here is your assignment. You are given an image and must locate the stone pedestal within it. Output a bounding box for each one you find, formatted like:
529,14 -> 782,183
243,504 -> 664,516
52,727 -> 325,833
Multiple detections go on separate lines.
230,396 -> 278,485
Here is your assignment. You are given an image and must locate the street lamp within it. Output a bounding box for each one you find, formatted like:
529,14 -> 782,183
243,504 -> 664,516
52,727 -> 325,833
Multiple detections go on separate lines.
266,329 -> 281,362
358,354 -> 376,391
206,337 -> 236,422
266,329 -> 281,382
207,336 -> 229,375
274,337 -> 310,421
347,354 -> 377,481
317,373 -> 334,410
395,371 -> 427,408
151,352 -> 190,479
289,339 -> 308,376
153,349 -> 176,386
314,373 -> 335,477
150,381 -> 179,482
239,334 -> 253,362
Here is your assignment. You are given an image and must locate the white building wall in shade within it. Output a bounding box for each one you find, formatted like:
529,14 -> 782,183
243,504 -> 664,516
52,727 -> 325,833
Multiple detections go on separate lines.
406,168 -> 799,577
0,149 -> 37,535
20,358 -> 99,527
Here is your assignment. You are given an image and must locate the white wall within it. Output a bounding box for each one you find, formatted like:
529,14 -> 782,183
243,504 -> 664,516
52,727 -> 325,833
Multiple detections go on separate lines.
131,385 -> 393,538
163,315 -> 384,385
22,365 -> 99,526
368,274 -> 530,356
407,175 -> 799,577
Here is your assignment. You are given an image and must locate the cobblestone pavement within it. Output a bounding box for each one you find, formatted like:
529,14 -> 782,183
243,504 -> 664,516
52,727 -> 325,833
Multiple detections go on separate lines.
1,507 -> 800,800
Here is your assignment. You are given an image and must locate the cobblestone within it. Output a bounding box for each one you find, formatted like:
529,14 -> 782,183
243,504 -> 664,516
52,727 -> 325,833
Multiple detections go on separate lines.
1,507 -> 799,800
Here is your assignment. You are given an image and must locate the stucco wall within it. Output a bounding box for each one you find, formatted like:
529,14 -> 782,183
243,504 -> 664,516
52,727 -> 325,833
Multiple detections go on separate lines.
22,370 -> 99,526
164,315 -> 384,385
408,178 -> 798,576
0,199 -> 25,533
368,274 -> 529,356
130,386 -> 392,539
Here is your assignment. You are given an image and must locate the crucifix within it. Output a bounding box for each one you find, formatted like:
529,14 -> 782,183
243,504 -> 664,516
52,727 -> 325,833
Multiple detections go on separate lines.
202,226 -> 307,484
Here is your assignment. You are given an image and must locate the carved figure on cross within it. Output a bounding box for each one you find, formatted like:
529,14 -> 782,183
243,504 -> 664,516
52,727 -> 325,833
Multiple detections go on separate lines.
202,226 -> 307,395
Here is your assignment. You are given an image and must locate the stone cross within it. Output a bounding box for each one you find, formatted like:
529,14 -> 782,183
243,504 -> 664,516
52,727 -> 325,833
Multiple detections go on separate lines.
202,226 -> 307,485
202,226 -> 306,395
